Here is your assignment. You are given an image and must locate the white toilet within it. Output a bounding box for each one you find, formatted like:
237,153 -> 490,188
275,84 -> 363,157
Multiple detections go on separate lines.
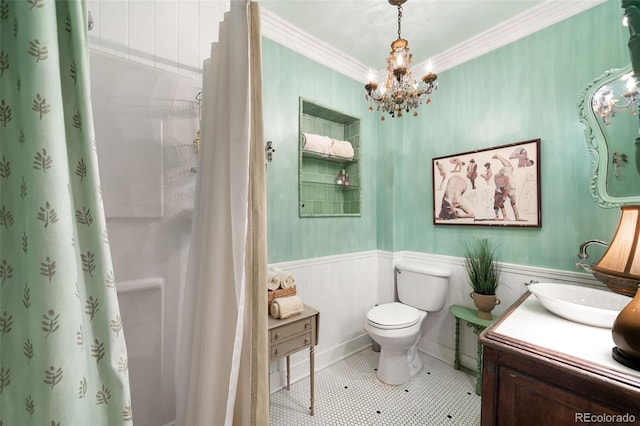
365,262 -> 450,385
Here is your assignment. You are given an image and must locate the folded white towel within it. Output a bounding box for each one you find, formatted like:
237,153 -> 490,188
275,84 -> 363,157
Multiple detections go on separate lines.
269,266 -> 295,289
302,133 -> 333,156
330,139 -> 354,160
270,295 -> 304,319
266,269 -> 282,291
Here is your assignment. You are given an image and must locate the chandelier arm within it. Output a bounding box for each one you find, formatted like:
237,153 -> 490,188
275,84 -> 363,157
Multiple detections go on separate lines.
612,98 -> 635,109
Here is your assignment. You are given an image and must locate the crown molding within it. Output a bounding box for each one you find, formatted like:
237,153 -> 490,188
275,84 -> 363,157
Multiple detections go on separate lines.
418,0 -> 607,73
260,7 -> 370,83
261,0 -> 606,82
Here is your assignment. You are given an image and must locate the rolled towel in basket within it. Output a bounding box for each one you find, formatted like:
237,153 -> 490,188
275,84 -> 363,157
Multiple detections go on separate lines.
269,266 -> 295,289
266,268 -> 283,291
280,270 -> 296,289
302,133 -> 332,155
330,139 -> 354,159
270,295 -> 304,319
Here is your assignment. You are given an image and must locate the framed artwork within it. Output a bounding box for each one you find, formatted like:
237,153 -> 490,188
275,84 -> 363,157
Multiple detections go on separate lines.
432,139 -> 541,227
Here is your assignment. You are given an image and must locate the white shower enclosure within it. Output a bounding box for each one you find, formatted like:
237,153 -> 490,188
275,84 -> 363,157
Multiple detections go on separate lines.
91,51 -> 200,426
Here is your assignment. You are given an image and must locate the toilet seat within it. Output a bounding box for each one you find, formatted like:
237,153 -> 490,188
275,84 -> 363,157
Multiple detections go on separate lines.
367,302 -> 420,330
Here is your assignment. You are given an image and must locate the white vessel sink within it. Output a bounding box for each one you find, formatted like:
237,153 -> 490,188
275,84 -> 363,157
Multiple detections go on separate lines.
528,283 -> 631,328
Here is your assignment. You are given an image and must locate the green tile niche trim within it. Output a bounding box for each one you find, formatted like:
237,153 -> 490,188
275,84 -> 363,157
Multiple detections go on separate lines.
299,98 -> 361,218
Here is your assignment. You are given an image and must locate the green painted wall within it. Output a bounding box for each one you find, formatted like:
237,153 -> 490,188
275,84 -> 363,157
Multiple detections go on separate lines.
263,39 -> 380,262
395,1 -> 626,270
264,1 -> 630,270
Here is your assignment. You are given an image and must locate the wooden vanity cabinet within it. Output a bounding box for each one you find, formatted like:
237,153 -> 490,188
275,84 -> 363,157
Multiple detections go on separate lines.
480,293 -> 640,426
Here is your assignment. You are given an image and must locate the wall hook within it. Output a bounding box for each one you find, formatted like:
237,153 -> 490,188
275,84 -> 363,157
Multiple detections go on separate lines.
265,141 -> 275,166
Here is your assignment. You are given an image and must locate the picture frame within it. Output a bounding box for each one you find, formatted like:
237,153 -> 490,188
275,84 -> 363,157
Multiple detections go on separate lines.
432,139 -> 541,227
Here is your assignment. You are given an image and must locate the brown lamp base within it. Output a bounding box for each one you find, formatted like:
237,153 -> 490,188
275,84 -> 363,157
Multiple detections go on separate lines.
612,347 -> 640,371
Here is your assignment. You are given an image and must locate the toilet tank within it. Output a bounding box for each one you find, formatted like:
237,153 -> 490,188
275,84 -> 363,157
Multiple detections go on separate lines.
395,262 -> 451,311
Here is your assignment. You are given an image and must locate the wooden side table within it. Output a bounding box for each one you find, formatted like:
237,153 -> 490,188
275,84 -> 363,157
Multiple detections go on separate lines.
268,304 -> 319,416
449,304 -> 496,396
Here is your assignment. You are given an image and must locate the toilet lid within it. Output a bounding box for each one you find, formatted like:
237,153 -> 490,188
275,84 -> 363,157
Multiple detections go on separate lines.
367,302 -> 420,330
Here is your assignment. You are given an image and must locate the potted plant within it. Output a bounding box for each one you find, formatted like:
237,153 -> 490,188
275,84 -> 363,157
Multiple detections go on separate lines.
464,237 -> 501,320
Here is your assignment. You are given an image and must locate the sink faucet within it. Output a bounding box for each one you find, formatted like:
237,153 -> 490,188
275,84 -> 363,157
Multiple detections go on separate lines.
577,239 -> 609,260
576,240 -> 610,272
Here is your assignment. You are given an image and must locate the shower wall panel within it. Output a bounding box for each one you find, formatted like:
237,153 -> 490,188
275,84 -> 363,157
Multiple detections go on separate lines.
117,278 -> 164,426
87,0 -> 228,79
91,51 -> 199,218
90,51 -> 198,426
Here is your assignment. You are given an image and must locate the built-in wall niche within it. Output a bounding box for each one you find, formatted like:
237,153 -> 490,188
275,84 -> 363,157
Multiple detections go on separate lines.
298,98 -> 361,217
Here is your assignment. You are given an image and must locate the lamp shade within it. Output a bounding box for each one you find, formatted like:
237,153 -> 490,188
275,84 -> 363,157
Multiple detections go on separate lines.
592,205 -> 640,281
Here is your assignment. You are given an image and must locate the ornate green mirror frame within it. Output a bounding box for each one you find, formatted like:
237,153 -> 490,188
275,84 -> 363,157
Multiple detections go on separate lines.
577,64 -> 640,208
577,1 -> 640,208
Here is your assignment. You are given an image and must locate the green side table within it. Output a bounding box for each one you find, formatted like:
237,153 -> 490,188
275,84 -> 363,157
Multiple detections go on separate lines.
449,304 -> 497,396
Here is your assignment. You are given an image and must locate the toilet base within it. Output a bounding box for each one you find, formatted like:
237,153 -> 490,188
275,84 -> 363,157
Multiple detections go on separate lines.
376,342 -> 423,385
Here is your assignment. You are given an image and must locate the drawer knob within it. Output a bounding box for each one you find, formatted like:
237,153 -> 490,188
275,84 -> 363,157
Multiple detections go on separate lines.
304,323 -> 310,329
274,348 -> 279,355
275,332 -> 280,340
304,338 -> 310,344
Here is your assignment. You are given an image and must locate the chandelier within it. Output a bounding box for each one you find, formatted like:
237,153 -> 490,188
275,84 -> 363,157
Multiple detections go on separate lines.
364,0 -> 438,120
592,72 -> 639,126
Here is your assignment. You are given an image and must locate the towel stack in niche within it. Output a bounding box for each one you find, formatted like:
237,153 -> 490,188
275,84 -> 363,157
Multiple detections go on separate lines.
329,138 -> 355,159
302,132 -> 355,160
267,266 -> 303,319
302,133 -> 332,156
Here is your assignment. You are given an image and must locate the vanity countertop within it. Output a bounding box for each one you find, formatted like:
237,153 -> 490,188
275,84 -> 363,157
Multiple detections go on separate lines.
490,293 -> 640,381
480,293 -> 640,425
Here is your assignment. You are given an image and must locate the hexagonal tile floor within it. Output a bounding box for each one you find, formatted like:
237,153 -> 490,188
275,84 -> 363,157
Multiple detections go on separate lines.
269,348 -> 481,425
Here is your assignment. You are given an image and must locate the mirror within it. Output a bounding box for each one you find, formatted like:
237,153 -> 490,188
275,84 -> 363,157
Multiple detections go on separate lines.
578,64 -> 640,208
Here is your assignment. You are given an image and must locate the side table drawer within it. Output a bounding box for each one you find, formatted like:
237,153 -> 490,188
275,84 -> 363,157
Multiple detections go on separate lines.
272,332 -> 312,359
271,319 -> 313,343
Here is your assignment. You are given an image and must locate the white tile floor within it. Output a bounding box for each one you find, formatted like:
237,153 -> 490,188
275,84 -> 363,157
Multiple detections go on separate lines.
269,348 -> 481,426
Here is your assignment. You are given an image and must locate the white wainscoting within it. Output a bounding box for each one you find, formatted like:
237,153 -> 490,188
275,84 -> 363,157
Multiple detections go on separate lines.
269,251 -> 380,392
395,251 -> 601,371
269,250 -> 601,393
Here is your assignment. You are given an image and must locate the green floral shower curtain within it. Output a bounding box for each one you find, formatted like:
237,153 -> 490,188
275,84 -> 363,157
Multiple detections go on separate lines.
0,1 -> 132,425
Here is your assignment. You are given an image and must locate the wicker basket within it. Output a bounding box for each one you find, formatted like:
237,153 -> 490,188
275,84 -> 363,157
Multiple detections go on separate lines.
268,286 -> 297,309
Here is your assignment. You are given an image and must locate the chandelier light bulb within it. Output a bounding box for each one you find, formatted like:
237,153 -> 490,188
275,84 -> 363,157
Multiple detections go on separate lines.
367,69 -> 377,84
425,60 -> 434,74
605,90 -> 614,103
